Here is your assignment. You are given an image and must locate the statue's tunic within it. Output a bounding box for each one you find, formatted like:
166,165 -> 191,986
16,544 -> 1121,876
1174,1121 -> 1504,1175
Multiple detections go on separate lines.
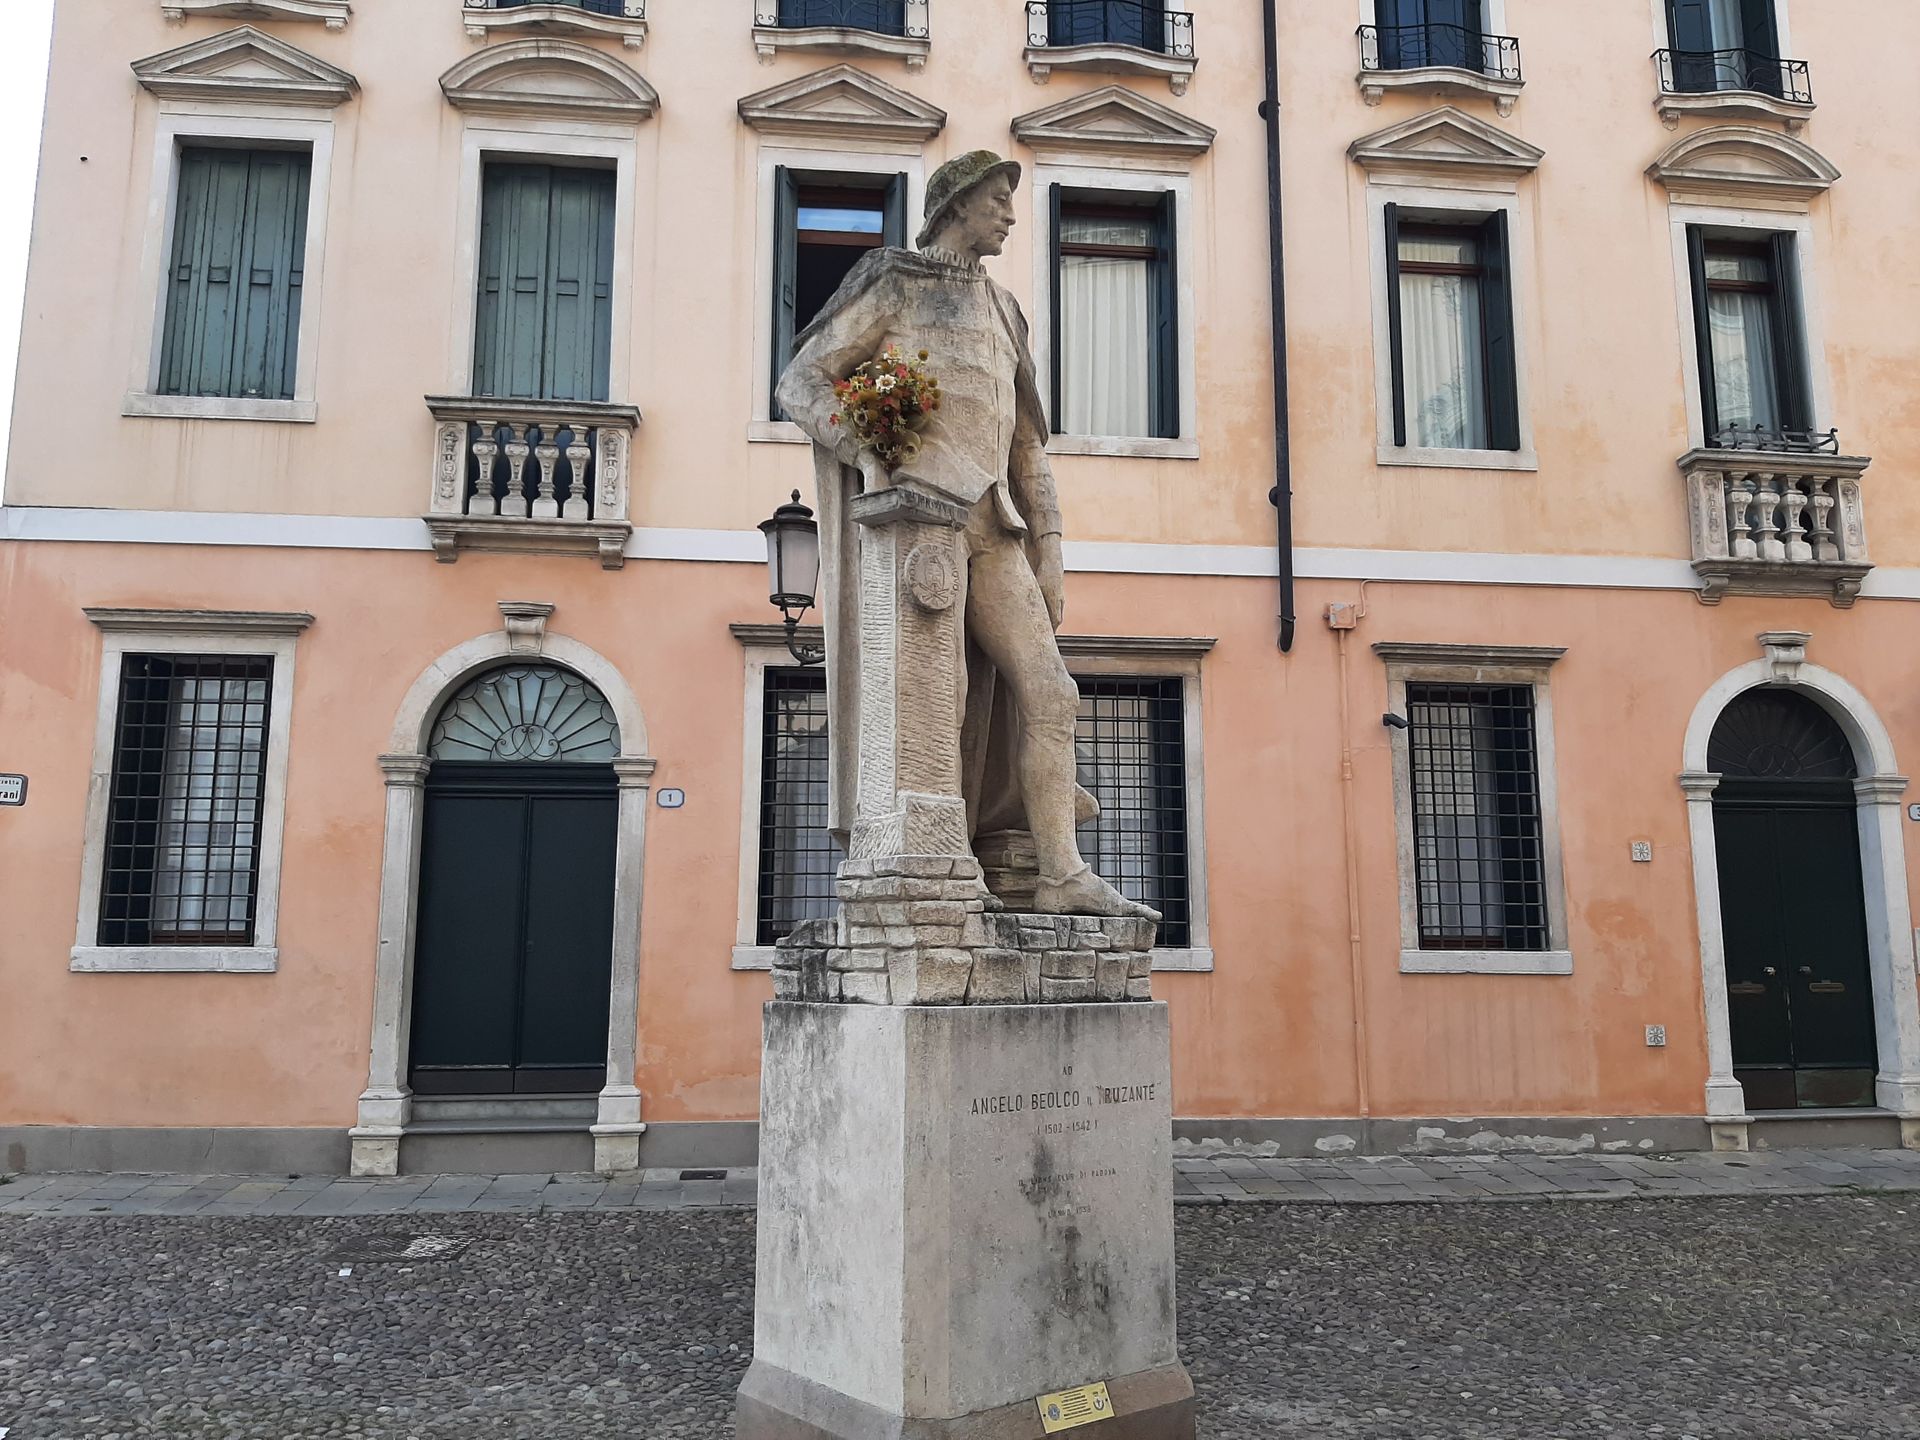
776,246 -> 1066,844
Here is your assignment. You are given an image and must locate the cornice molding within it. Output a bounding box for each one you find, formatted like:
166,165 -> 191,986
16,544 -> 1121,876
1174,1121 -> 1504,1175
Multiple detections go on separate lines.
1011,83 -> 1215,161
1349,104 -> 1544,180
85,607 -> 315,635
731,622 -> 1214,661
1647,124 -> 1839,206
440,38 -> 659,124
737,63 -> 944,143
133,25 -> 359,107
1372,641 -> 1565,669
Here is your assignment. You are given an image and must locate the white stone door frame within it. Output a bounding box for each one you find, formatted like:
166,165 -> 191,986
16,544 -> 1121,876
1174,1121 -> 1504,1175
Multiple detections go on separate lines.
350,604 -> 655,1176
1680,631 -> 1920,1150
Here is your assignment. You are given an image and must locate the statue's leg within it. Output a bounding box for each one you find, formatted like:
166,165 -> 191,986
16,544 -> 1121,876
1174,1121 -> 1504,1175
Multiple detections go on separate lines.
964,537 -> 1157,921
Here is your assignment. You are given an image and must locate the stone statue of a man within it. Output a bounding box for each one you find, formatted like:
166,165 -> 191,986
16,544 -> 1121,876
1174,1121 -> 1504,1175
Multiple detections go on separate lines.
778,150 -> 1154,922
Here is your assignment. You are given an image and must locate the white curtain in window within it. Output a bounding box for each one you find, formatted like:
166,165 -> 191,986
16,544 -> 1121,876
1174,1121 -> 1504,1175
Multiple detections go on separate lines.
1411,699 -> 1506,942
1398,247 -> 1488,450
1707,0 -> 1748,87
152,673 -> 265,937
1059,215 -> 1152,438
1708,288 -> 1781,433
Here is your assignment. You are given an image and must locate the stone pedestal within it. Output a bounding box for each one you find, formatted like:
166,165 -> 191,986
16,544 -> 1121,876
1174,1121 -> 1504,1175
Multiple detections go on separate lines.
739,1001 -> 1193,1439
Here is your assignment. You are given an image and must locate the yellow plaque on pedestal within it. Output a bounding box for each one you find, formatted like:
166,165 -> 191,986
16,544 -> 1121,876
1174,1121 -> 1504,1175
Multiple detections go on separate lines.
1036,1381 -> 1113,1432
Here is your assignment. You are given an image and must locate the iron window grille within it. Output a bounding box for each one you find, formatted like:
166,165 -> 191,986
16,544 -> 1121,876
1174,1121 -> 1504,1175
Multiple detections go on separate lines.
1655,47 -> 1810,102
1406,682 -> 1549,952
757,668 -> 843,945
756,671 -> 1192,948
98,654 -> 274,947
1075,677 -> 1190,948
1358,23 -> 1520,80
755,0 -> 925,36
465,0 -> 646,16
1027,1 -> 1195,59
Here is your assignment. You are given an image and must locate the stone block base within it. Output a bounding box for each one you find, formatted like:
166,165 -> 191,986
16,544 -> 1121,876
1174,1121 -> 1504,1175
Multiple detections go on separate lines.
746,1001 -> 1185,1433
737,1360 -> 1195,1439
773,855 -> 1157,1005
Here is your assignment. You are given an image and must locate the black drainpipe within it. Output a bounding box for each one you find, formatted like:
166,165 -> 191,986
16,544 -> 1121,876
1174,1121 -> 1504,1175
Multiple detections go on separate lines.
1261,0 -> 1295,652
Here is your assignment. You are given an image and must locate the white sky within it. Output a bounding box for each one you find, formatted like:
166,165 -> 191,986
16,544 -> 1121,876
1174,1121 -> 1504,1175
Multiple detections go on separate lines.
0,0 -> 58,489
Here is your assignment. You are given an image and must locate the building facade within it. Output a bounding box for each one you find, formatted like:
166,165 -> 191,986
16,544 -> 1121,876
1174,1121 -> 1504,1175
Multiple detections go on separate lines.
4,0 -> 1919,1175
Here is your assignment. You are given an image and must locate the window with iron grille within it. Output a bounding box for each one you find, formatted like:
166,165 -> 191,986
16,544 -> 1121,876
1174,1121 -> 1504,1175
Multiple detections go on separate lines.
756,668 -> 843,945
98,654 -> 274,946
754,670 -> 1192,949
1075,676 -> 1190,947
1406,682 -> 1548,951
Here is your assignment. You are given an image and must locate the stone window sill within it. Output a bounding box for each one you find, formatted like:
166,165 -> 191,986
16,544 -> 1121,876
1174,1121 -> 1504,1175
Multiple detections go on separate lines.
733,943 -> 1211,973
1378,444 -> 1538,473
747,420 -> 810,445
162,0 -> 350,28
1657,89 -> 1814,135
125,393 -> 317,424
1025,44 -> 1194,96
1360,67 -> 1522,117
426,515 -> 633,570
71,945 -> 279,974
464,4 -> 647,48
1049,434 -> 1200,461
753,26 -> 928,68
1400,948 -> 1572,976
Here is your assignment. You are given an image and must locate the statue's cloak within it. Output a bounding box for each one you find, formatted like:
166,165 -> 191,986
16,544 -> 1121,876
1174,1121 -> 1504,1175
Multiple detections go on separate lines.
780,247 -> 1069,846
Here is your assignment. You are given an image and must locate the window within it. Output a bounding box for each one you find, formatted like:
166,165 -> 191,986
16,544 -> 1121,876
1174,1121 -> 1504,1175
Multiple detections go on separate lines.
158,146 -> 311,402
473,162 -> 616,403
1383,205 -> 1518,452
1666,0 -> 1782,94
771,168 -> 907,420
1049,189 -> 1178,440
1047,0 -> 1170,52
1406,683 -> 1546,952
756,668 -> 843,945
1686,229 -> 1811,447
1374,0 -> 1486,71
772,0 -> 908,33
99,654 -> 274,948
1075,676 -> 1191,947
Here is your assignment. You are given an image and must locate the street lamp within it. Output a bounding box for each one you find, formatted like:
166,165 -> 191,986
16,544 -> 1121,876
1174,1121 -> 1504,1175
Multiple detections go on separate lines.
760,490 -> 825,666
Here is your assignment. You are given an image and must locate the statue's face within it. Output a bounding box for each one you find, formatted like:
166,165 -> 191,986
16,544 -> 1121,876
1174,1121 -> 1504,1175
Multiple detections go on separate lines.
944,172 -> 1017,260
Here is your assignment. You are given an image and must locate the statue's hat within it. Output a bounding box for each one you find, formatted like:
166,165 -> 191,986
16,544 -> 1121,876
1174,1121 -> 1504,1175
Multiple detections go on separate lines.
916,149 -> 1023,250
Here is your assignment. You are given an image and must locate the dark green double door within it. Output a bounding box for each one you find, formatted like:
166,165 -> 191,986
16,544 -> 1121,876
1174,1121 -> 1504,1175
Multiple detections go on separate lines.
1714,786 -> 1879,1110
410,763 -> 618,1096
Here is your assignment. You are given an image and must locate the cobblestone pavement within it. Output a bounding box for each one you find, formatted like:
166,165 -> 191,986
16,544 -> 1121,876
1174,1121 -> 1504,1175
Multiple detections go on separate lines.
3,1146 -> 1918,1216
3,1194 -> 1918,1438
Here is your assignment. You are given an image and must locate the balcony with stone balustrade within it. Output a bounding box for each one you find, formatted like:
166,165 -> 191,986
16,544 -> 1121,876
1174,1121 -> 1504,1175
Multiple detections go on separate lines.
425,396 -> 642,569
1682,438 -> 1872,607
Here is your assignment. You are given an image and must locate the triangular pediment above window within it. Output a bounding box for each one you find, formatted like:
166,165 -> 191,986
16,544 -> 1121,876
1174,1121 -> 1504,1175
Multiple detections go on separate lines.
1348,105 -> 1543,180
1011,85 -> 1216,161
132,25 -> 358,107
440,39 -> 659,125
1647,126 -> 1839,206
737,64 -> 946,144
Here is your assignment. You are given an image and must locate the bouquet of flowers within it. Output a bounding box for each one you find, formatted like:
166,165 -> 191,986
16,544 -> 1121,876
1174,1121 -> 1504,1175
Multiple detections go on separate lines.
830,346 -> 942,468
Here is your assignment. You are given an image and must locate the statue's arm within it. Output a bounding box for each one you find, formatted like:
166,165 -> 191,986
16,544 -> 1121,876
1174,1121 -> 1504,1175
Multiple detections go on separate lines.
1002,290 -> 1065,541
775,276 -> 894,468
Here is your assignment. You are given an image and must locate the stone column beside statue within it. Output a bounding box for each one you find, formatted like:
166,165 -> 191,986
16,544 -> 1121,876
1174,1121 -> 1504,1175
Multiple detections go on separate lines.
737,151 -> 1194,1440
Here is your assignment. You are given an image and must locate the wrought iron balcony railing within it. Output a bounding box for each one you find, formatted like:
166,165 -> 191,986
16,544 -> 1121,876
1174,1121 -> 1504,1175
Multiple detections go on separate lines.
1027,1 -> 1194,59
754,0 -> 925,36
1682,437 -> 1871,607
466,0 -> 644,14
1358,22 -> 1520,81
1656,47 -> 1812,103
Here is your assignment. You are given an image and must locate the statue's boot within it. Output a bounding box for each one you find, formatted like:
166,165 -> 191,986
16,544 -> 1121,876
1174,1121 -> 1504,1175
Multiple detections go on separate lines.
1033,865 -> 1161,923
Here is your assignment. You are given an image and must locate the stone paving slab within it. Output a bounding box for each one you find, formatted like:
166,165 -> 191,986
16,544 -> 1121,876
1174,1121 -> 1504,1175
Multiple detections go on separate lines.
3,1146 -> 1918,1216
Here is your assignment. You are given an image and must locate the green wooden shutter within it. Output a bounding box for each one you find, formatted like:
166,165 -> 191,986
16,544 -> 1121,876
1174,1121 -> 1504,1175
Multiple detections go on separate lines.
159,146 -> 310,401
1383,201 -> 1407,447
1769,231 -> 1812,433
474,164 -> 614,402
1478,210 -> 1520,452
1152,192 -> 1180,441
1685,225 -> 1721,442
881,173 -> 908,248
1048,182 -> 1064,433
770,166 -> 800,421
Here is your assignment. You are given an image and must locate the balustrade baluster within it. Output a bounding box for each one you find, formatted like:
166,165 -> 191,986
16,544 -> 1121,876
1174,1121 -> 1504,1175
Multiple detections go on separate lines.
1806,476 -> 1838,561
501,423 -> 531,519
531,424 -> 561,520
1751,472 -> 1784,561
563,426 -> 595,520
469,421 -> 500,517
1780,479 -> 1812,563
1724,471 -> 1756,559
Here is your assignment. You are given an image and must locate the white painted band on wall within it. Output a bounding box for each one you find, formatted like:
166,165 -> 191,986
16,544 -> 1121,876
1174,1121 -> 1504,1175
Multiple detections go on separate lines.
8,505 -> 1920,599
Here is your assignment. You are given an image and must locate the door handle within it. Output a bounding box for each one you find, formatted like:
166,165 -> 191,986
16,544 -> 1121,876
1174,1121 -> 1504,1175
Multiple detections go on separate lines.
1810,981 -> 1845,994
1763,966 -> 1777,977
1799,966 -> 1813,976
1728,982 -> 1766,996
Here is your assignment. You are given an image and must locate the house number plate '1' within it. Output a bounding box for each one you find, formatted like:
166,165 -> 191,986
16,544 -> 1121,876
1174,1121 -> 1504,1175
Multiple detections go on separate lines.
1037,1381 -> 1112,1432
0,775 -> 26,806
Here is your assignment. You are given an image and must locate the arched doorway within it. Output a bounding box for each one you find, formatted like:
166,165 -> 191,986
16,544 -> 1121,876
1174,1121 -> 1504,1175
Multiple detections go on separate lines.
1710,688 -> 1878,1110
408,664 -> 622,1097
